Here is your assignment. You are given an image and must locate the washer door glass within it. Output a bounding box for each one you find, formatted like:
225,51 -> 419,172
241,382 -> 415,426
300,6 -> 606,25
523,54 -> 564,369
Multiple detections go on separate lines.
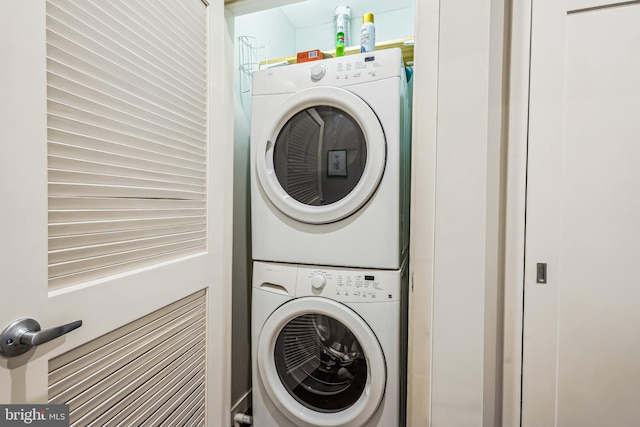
273,106 -> 366,206
256,86 -> 386,224
274,313 -> 367,412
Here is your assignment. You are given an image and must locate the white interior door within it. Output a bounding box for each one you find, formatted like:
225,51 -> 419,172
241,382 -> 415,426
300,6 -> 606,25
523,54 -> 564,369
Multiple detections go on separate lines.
0,2 -> 232,425
522,1 -> 640,426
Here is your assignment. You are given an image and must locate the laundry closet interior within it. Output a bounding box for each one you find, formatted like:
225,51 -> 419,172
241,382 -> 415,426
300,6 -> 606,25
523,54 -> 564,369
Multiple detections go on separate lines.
228,1 -> 416,425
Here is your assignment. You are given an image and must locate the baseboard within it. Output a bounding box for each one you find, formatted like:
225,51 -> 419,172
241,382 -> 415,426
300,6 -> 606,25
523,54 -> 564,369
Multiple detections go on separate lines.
230,389 -> 252,426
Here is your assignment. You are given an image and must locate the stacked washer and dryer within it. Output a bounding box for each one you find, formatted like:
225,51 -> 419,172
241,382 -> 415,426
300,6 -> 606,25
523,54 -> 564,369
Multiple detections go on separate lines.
250,48 -> 411,427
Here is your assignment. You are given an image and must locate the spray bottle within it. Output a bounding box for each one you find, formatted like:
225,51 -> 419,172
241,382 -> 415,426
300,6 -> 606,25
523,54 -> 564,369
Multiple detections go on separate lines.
360,13 -> 375,53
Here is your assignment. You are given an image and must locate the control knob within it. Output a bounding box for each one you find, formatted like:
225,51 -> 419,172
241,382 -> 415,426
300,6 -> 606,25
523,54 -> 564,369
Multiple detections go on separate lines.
311,273 -> 327,290
310,64 -> 326,81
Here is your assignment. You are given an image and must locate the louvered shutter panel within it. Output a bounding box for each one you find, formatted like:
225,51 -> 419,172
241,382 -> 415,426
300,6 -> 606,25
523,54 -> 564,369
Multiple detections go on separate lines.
46,0 -> 208,289
49,290 -> 207,425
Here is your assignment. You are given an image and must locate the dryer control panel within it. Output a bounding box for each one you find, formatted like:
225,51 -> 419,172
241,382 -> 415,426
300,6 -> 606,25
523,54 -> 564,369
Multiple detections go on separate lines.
252,48 -> 404,95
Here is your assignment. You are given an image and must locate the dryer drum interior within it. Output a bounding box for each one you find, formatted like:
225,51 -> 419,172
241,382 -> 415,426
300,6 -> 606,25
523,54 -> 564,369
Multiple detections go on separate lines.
273,106 -> 367,206
274,313 -> 368,413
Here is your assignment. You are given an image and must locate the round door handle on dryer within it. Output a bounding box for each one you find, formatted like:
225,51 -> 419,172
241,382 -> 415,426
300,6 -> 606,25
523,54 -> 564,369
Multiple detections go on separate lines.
311,274 -> 327,290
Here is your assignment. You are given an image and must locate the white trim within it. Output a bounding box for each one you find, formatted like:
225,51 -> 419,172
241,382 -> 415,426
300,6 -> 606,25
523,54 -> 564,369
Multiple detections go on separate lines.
501,0 -> 531,425
406,0 -> 439,425
224,0 -> 303,17
207,2 -> 234,427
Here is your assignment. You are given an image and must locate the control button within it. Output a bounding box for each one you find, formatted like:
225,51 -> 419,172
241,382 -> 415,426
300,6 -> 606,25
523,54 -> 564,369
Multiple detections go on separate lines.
311,273 -> 327,290
310,64 -> 326,81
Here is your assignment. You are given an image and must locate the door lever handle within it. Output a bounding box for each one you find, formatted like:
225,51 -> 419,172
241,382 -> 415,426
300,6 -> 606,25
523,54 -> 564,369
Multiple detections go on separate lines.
0,318 -> 82,358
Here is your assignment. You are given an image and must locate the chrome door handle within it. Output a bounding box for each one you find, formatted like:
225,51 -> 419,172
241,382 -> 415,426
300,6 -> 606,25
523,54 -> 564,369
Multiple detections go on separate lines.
0,318 -> 82,358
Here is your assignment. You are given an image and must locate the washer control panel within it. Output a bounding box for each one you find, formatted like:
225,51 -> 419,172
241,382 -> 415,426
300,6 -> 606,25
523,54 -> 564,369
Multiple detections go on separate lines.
299,265 -> 401,302
253,261 -> 404,302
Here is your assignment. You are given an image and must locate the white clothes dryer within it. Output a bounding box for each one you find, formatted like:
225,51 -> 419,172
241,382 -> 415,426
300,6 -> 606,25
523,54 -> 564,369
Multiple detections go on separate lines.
250,49 -> 411,270
251,260 -> 407,427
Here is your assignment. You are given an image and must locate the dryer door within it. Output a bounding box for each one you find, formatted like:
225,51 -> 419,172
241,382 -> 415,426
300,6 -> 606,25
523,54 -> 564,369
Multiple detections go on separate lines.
256,86 -> 386,224
257,297 -> 386,427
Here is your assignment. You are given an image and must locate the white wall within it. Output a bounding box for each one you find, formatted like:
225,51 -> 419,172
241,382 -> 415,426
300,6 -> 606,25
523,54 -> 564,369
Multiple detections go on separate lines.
295,7 -> 415,52
234,8 -> 296,117
229,7 -> 297,415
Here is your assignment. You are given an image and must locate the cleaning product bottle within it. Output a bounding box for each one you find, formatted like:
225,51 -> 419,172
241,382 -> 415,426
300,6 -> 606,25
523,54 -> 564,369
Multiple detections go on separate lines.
360,13 -> 375,53
336,31 -> 345,57
334,5 -> 352,47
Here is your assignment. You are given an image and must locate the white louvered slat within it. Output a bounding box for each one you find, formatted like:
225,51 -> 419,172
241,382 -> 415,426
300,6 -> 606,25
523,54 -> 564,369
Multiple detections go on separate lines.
94,359 -> 204,427
48,170 -> 205,194
47,247 -> 205,289
47,3 -> 205,105
163,388 -> 206,427
48,135 -> 205,171
49,223 -> 205,250
86,352 -> 205,426
126,368 -> 205,426
49,292 -> 204,373
72,343 -> 205,425
49,311 -> 205,400
49,239 -> 205,277
49,291 -> 207,426
46,43 -> 204,120
48,197 -> 205,211
64,341 -> 204,420
48,97 -> 206,155
48,75 -> 206,143
48,157 -> 206,186
49,231 -> 206,264
46,0 -> 207,289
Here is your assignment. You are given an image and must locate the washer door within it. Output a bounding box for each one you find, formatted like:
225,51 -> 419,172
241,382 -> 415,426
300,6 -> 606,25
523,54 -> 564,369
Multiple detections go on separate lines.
258,297 -> 386,427
256,86 -> 386,224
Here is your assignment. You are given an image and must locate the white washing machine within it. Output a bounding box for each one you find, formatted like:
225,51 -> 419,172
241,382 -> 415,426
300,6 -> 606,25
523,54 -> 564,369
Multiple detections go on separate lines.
251,260 -> 407,427
250,48 -> 411,270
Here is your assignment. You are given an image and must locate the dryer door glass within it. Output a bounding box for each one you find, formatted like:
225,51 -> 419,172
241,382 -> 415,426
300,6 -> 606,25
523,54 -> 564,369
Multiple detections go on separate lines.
274,313 -> 367,413
273,106 -> 367,206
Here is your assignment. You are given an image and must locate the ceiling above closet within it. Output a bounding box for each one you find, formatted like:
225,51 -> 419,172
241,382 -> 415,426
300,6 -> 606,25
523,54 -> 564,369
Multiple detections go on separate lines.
226,0 -> 415,27
280,0 -> 415,28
